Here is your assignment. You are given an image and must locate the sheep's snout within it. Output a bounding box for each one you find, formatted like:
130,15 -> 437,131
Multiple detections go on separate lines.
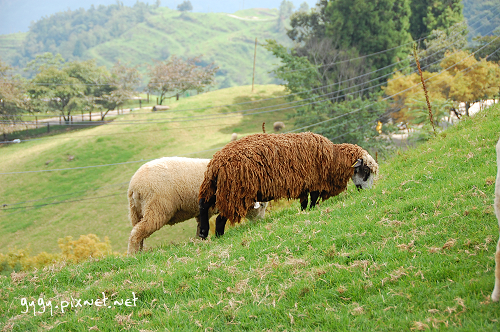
352,160 -> 375,190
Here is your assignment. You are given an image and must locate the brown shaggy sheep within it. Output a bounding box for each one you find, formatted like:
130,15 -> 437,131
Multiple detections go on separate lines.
492,137 -> 500,301
198,132 -> 379,239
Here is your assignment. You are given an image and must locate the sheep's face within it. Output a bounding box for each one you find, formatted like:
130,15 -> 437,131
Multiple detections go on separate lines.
351,159 -> 375,190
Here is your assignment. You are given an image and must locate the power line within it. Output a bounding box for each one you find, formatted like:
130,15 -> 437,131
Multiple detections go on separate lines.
1,38 -> 495,146
1,40 -> 481,132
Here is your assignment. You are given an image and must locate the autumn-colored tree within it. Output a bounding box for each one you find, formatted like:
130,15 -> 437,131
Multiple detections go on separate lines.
146,55 -> 218,105
384,49 -> 500,122
442,50 -> 500,115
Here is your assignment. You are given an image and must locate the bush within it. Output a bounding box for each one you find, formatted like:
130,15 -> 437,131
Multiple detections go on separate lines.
0,234 -> 116,275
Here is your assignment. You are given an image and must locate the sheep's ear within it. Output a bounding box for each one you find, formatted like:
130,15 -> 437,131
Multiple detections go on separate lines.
352,159 -> 363,168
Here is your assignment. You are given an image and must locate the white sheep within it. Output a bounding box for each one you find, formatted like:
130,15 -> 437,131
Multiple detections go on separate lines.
127,157 -> 267,254
491,137 -> 500,301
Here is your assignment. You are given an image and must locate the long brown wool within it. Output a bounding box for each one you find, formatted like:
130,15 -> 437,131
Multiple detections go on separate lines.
199,132 -> 373,224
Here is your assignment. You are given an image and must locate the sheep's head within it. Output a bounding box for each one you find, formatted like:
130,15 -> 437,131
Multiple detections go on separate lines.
351,152 -> 378,190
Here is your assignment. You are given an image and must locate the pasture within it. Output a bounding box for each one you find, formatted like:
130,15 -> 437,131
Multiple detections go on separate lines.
0,89 -> 499,330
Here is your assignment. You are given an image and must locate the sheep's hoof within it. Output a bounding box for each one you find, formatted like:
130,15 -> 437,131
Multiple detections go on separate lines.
199,229 -> 208,240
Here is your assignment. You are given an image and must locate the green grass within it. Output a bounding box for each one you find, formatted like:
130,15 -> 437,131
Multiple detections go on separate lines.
1,101 -> 500,330
0,84 -> 294,254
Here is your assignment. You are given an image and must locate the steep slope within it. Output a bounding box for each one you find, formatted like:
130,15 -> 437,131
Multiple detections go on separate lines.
1,101 -> 499,330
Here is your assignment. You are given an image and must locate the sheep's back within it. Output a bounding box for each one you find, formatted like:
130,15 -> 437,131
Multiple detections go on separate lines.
129,157 -> 210,218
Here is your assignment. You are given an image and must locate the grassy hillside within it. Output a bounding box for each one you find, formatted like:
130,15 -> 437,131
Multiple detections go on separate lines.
0,7 -> 288,88
1,98 -> 500,330
0,84 -> 295,254
0,33 -> 26,65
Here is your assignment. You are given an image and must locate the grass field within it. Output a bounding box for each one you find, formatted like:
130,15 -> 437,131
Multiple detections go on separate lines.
0,84 -> 295,255
1,94 -> 499,330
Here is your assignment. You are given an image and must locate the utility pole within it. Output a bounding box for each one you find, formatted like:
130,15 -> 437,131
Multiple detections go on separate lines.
252,37 -> 257,93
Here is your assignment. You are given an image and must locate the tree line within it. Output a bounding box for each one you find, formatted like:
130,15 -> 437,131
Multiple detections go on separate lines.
0,53 -> 218,123
264,0 -> 500,149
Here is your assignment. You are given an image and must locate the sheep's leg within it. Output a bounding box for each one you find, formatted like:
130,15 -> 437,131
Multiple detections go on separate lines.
215,215 -> 228,237
309,191 -> 320,209
128,206 -> 172,255
299,192 -> 309,210
199,196 -> 215,239
195,216 -> 201,238
493,236 -> 500,301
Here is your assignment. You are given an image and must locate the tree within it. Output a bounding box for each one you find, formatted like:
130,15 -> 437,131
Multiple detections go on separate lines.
470,32 -> 500,63
277,0 -> 294,31
177,1 -> 193,12
27,65 -> 85,122
94,61 -> 141,120
287,0 -> 328,43
324,0 -> 413,73
0,60 -> 25,124
298,2 -> 309,12
410,0 -> 464,41
146,55 -> 218,105
463,0 -> 500,38
417,22 -> 468,73
264,40 -> 389,148
384,49 -> 500,122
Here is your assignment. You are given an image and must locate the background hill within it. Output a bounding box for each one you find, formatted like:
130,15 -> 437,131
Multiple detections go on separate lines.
1,92 -> 499,330
0,5 -> 294,88
0,0 -> 318,35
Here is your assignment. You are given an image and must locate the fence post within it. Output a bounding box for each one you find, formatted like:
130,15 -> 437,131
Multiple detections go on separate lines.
90,111 -> 92,122
47,123 -> 50,133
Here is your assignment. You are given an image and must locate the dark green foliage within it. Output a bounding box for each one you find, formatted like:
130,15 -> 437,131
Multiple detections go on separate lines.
324,0 -> 413,72
410,0 -> 464,41
470,34 -> 500,63
293,95 -> 389,147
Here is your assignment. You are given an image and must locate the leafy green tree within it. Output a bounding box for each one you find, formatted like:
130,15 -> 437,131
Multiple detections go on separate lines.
470,32 -> 500,63
287,0 -> 328,43
324,0 -> 413,72
410,0 -> 464,41
27,65 -> 84,122
264,40 -> 390,148
177,1 -> 193,12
